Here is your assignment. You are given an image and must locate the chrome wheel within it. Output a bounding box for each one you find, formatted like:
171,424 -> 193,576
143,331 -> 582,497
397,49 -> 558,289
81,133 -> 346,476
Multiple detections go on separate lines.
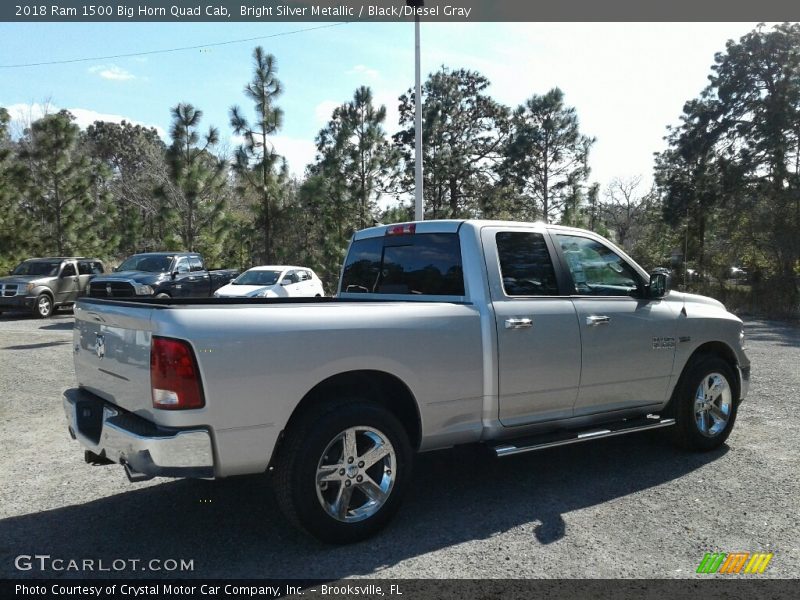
694,372 -> 732,437
37,295 -> 52,317
315,426 -> 396,523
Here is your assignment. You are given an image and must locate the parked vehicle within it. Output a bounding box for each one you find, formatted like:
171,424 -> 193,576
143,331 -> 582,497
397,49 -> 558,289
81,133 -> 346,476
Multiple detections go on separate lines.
214,266 -> 325,298
0,257 -> 105,318
87,252 -> 239,299
63,220 -> 750,543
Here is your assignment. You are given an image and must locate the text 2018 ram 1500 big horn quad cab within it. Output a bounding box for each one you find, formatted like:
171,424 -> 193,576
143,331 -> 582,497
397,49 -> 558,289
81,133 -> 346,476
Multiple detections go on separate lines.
63,220 -> 750,543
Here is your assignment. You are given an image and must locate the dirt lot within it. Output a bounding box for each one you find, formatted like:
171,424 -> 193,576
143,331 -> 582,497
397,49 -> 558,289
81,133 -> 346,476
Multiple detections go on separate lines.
0,310 -> 797,579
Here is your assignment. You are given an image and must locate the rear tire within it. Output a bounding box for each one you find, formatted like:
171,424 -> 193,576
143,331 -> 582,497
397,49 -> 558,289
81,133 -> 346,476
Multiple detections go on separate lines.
274,399 -> 413,544
672,355 -> 738,451
155,293 -> 171,299
33,293 -> 54,318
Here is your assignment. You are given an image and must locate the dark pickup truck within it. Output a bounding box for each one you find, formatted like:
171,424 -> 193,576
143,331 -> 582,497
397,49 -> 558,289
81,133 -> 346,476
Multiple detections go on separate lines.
87,252 -> 239,299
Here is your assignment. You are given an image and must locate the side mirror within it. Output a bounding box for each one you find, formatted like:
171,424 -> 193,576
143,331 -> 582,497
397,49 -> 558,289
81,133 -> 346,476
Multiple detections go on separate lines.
229,277 -> 236,283
648,271 -> 671,299
112,266 -> 118,272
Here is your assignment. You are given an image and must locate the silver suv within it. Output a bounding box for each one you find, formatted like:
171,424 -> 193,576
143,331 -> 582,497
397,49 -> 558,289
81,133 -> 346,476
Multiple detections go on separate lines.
0,257 -> 105,318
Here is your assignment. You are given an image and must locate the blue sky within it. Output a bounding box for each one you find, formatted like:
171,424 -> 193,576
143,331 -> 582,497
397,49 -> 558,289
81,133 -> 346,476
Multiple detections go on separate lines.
0,21 -> 774,191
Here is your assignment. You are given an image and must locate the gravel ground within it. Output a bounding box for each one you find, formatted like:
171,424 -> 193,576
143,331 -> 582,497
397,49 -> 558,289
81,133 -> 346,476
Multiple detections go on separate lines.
0,310 -> 797,579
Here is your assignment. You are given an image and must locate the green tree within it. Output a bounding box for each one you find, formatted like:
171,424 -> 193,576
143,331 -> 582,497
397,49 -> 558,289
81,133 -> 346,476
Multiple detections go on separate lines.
501,88 -> 595,223
16,110 -> 115,256
316,86 -> 398,230
86,120 -> 170,254
230,47 -> 284,263
656,23 -> 800,314
0,107 -> 36,270
395,67 -> 510,218
160,103 -> 229,257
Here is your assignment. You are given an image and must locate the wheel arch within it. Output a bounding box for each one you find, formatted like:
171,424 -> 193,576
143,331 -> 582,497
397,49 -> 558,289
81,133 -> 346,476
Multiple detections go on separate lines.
669,341 -> 742,410
274,370 -> 422,464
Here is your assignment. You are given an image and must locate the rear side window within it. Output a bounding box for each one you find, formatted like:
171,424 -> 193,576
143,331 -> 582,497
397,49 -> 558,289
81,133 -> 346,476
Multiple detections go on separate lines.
341,233 -> 464,296
496,232 -> 559,296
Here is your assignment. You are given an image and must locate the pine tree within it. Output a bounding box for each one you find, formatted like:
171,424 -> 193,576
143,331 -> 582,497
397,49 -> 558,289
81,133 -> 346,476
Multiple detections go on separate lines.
160,103 -> 229,257
230,47 -> 284,263
16,110 -> 113,256
501,88 -> 595,223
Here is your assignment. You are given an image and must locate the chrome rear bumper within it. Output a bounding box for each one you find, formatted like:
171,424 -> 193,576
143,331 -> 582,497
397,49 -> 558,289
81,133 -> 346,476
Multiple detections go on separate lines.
63,387 -> 214,479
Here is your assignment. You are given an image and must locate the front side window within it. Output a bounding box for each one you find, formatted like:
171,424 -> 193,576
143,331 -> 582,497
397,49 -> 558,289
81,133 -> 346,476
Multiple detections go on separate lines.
556,234 -> 640,297
61,263 -> 76,277
341,233 -> 464,296
174,258 -> 190,274
496,232 -> 559,296
189,257 -> 203,272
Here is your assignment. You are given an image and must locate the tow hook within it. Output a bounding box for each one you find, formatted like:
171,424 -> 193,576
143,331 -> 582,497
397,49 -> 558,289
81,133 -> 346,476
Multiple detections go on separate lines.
122,460 -> 155,483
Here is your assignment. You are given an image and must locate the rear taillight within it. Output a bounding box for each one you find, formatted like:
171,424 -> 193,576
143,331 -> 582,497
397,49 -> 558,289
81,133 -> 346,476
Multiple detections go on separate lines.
150,336 -> 205,410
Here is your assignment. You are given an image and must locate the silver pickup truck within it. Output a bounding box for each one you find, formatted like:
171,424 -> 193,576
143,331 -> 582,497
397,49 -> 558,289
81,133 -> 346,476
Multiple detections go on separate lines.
63,220 -> 750,543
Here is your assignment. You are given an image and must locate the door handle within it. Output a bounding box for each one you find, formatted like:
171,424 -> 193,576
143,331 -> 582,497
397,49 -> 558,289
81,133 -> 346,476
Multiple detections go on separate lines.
505,317 -> 533,329
586,315 -> 611,326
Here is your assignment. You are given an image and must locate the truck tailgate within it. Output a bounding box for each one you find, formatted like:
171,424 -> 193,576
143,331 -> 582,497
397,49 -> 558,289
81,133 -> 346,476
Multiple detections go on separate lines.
73,299 -> 156,416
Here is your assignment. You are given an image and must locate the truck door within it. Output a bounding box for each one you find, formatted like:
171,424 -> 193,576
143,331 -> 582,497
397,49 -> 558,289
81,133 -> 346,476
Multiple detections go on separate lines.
172,257 -> 192,297
76,260 -> 95,295
552,232 -> 678,415
187,256 -> 210,297
482,227 -> 582,426
56,261 -> 80,304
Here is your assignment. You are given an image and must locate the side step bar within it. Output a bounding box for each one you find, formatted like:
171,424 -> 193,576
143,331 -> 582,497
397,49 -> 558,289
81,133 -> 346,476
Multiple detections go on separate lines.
492,415 -> 676,458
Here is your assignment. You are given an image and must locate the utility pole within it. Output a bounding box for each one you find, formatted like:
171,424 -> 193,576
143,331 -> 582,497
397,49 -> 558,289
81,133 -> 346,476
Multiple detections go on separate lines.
407,0 -> 424,221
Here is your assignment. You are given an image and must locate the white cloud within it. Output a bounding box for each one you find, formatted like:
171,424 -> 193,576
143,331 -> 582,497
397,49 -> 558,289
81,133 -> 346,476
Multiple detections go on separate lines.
314,100 -> 340,125
270,136 -> 317,178
348,64 -> 380,81
88,64 -> 136,81
228,134 -> 317,178
2,102 -> 166,139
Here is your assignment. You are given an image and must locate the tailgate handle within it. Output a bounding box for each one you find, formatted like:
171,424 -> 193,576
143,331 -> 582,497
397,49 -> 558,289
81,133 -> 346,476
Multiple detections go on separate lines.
505,317 -> 533,329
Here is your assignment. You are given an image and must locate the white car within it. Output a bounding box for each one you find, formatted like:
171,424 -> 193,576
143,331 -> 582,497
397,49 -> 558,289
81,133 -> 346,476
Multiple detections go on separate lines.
214,266 -> 325,298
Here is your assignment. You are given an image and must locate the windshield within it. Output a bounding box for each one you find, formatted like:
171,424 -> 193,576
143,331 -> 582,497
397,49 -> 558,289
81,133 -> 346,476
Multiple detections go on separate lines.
117,255 -> 173,273
233,270 -> 282,286
12,261 -> 61,276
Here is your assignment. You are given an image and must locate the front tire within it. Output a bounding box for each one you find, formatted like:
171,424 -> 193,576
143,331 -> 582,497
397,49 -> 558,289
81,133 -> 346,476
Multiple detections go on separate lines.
274,399 -> 413,544
33,294 -> 54,318
672,355 -> 738,451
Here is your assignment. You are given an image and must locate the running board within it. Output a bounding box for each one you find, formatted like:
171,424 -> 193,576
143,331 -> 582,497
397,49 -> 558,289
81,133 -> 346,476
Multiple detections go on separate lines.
492,415 -> 676,458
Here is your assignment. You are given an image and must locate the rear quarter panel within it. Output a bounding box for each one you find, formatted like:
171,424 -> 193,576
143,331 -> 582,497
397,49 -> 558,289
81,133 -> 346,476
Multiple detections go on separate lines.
154,301 -> 484,476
